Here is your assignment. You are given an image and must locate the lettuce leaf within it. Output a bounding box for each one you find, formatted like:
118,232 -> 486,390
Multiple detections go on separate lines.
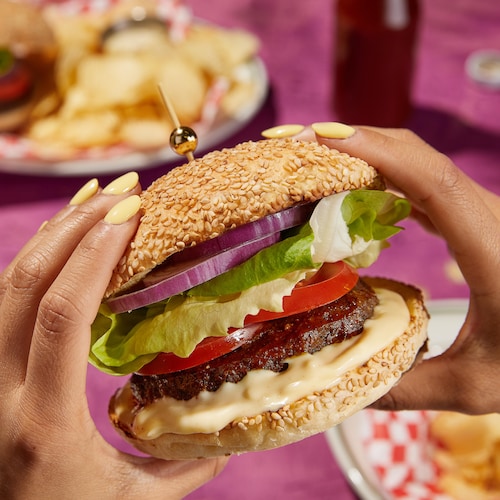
188,223 -> 317,297
310,190 -> 410,266
342,190 -> 410,267
90,271 -> 307,375
342,190 -> 410,242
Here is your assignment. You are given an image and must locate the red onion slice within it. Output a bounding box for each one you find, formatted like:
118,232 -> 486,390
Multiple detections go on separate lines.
106,203 -> 315,313
106,232 -> 280,313
167,202 -> 316,266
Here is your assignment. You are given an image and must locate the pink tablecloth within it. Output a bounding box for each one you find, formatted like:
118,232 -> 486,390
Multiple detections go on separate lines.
0,1 -> 499,499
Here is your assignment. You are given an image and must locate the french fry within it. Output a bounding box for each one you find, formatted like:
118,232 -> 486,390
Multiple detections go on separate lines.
431,412 -> 500,499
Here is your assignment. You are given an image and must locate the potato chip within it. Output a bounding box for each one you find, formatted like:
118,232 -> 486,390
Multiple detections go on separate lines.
29,91 -> 60,121
180,25 -> 259,77
64,111 -> 121,147
120,103 -> 162,120
205,27 -> 260,69
55,46 -> 91,96
220,81 -> 258,118
120,119 -> 170,150
31,111 -> 121,148
29,116 -> 61,142
156,56 -> 207,124
63,54 -> 157,114
44,7 -> 104,52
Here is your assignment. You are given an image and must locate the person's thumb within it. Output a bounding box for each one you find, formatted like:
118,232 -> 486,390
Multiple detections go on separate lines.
370,355 -> 463,413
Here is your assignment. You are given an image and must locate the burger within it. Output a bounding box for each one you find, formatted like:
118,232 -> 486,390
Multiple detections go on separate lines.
0,47 -> 35,133
90,137 -> 428,460
0,0 -> 57,132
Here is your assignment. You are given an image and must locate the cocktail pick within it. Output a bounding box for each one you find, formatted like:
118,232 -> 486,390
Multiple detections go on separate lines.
157,83 -> 198,162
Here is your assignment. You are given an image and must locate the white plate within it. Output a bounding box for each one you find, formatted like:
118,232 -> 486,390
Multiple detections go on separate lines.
0,57 -> 268,177
325,299 -> 468,500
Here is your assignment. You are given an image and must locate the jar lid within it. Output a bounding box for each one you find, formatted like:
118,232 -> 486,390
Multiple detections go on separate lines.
465,50 -> 500,89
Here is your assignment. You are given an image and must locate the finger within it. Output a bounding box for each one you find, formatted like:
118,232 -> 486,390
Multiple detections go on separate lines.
471,180 -> 500,219
0,173 -> 140,387
371,341 -> 500,414
410,206 -> 439,235
0,203 -> 73,303
0,198 -> 111,386
0,178 -> 99,296
315,126 -> 453,212
23,196 -> 142,411
354,125 -> 436,150
0,173 -> 138,293
370,356 -> 457,412
314,125 -> 500,298
289,125 -> 439,234
358,127 -> 500,218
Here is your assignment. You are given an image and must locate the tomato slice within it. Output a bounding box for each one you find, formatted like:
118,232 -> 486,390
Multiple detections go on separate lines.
138,261 -> 358,376
138,323 -> 263,375
244,261 -> 358,324
0,62 -> 32,102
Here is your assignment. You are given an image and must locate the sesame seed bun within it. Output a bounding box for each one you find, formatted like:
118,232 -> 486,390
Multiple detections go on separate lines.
108,278 -> 428,460
107,138 -> 384,296
0,2 -> 57,61
0,2 -> 58,132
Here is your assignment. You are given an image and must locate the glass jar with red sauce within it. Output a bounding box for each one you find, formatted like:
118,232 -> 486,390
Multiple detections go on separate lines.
333,0 -> 420,127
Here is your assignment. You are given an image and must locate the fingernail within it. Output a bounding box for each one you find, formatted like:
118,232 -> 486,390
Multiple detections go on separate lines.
104,195 -> 142,225
312,122 -> 355,139
261,124 -> 305,139
102,172 -> 139,195
69,178 -> 99,205
37,220 -> 48,232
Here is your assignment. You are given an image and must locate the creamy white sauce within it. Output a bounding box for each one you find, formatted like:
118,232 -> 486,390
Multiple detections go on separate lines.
310,191 -> 372,264
114,288 -> 409,437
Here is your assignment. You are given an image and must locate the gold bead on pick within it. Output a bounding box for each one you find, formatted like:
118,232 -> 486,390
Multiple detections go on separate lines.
169,126 -> 198,159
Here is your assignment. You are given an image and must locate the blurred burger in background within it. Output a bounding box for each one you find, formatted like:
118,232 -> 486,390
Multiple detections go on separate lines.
0,0 -> 58,132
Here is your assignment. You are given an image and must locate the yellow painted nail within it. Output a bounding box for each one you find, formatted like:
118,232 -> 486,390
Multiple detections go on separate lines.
102,171 -> 139,195
69,178 -> 99,206
104,195 -> 142,225
261,124 -> 305,139
312,122 -> 356,139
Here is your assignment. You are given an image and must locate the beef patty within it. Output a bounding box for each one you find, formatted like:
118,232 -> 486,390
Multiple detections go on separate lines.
130,279 -> 378,404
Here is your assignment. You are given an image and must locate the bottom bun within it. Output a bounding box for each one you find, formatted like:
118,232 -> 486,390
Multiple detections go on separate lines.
109,278 -> 429,460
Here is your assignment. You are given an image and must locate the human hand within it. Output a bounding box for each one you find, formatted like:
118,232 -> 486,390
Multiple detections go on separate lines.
311,123 -> 500,415
0,173 -> 227,499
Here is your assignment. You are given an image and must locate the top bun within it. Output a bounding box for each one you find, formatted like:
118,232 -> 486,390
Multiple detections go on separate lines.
107,138 -> 384,296
0,2 -> 57,61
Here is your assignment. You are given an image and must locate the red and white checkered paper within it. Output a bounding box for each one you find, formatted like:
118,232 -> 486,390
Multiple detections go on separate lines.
0,0 -> 226,162
361,410 -> 451,500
